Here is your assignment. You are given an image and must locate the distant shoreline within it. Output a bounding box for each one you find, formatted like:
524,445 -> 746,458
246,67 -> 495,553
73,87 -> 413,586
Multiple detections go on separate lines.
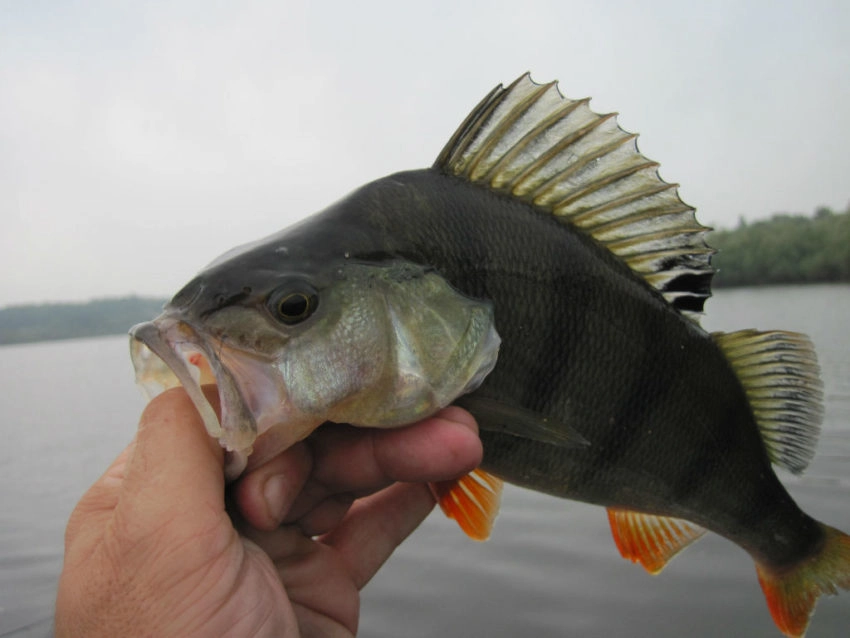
709,207 -> 849,288
0,296 -> 166,346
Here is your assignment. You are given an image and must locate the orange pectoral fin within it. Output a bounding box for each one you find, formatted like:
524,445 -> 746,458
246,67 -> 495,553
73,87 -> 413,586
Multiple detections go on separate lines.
607,508 -> 706,575
431,468 -> 503,541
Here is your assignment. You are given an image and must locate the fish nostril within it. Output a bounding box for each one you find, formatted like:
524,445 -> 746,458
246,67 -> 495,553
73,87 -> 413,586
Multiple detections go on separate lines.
171,278 -> 203,309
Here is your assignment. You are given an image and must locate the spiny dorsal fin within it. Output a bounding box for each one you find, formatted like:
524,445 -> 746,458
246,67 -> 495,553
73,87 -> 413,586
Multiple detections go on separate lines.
713,330 -> 824,474
431,468 -> 503,541
607,508 -> 706,574
435,73 -> 714,321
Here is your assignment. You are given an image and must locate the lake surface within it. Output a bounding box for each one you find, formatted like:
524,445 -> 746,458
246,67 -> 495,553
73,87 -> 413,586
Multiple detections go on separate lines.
1,284 -> 848,637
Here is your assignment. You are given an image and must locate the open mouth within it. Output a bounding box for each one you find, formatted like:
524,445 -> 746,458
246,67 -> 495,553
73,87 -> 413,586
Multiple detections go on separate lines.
130,314 -> 329,480
130,316 -> 285,478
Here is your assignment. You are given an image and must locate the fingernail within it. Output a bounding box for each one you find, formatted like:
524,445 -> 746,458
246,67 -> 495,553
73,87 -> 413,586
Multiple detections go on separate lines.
263,475 -> 287,525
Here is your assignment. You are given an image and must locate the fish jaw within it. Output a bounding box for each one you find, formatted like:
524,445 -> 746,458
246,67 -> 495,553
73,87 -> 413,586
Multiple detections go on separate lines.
129,316 -> 321,478
130,318 -> 229,442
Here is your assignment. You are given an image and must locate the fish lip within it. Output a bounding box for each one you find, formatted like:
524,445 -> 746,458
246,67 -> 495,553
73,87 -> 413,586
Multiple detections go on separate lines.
129,316 -> 259,459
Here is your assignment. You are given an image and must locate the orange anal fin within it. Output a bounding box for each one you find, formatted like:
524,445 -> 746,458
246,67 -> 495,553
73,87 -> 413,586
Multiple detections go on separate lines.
756,523 -> 850,638
431,468 -> 502,541
607,508 -> 706,575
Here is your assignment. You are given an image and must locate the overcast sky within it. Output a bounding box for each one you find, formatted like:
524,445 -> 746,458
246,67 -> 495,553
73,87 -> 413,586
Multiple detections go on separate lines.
2,1 -> 848,306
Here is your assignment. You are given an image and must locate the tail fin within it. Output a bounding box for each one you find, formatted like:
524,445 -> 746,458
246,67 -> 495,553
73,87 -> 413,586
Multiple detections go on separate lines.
755,523 -> 850,637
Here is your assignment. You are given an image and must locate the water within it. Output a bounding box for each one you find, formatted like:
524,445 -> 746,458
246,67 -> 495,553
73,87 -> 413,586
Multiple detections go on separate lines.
0,337 -> 145,636
1,284 -> 848,637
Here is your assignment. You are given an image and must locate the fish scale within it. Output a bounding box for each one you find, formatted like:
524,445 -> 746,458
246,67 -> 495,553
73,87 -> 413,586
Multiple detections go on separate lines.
386,173 -> 770,519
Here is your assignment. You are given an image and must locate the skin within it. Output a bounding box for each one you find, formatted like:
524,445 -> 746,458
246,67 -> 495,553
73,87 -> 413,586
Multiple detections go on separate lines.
55,388 -> 482,637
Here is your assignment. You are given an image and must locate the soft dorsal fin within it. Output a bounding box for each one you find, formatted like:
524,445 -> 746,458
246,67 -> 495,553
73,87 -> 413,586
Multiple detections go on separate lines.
431,468 -> 503,541
435,73 -> 714,321
713,330 -> 824,474
607,508 -> 706,574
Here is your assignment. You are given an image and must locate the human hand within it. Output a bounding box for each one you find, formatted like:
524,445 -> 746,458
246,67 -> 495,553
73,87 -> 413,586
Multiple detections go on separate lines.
55,387 -> 482,637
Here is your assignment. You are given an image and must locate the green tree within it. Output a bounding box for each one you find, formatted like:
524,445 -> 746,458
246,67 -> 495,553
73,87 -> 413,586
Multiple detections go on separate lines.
710,207 -> 850,287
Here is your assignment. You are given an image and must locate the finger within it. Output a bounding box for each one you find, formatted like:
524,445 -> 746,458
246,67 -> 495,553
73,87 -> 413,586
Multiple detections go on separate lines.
231,441 -> 312,530
243,423 -> 309,474
319,406 -> 480,485
321,482 -> 437,589
115,387 -> 226,542
371,405 -> 482,480
233,439 -> 358,536
286,407 -> 481,519
237,407 -> 480,534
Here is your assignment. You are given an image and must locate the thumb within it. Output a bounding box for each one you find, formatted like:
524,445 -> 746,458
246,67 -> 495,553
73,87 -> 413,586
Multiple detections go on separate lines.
117,387 -> 226,537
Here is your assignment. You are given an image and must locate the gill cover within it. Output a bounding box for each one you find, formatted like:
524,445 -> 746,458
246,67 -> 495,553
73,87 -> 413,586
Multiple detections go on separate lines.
279,261 -> 500,427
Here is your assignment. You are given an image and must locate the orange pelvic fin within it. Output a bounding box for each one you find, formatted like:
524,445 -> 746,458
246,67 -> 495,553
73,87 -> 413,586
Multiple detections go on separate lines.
607,508 -> 706,574
755,523 -> 850,637
431,468 -> 503,541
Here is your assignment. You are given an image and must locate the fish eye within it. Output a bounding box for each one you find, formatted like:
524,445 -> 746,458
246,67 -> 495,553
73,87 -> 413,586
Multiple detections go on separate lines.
269,285 -> 319,325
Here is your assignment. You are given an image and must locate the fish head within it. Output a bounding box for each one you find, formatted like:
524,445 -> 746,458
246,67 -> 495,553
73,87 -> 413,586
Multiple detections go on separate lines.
130,230 -> 500,478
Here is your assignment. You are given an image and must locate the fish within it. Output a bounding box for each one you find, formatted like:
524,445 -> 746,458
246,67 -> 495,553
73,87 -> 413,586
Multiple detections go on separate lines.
129,74 -> 849,637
